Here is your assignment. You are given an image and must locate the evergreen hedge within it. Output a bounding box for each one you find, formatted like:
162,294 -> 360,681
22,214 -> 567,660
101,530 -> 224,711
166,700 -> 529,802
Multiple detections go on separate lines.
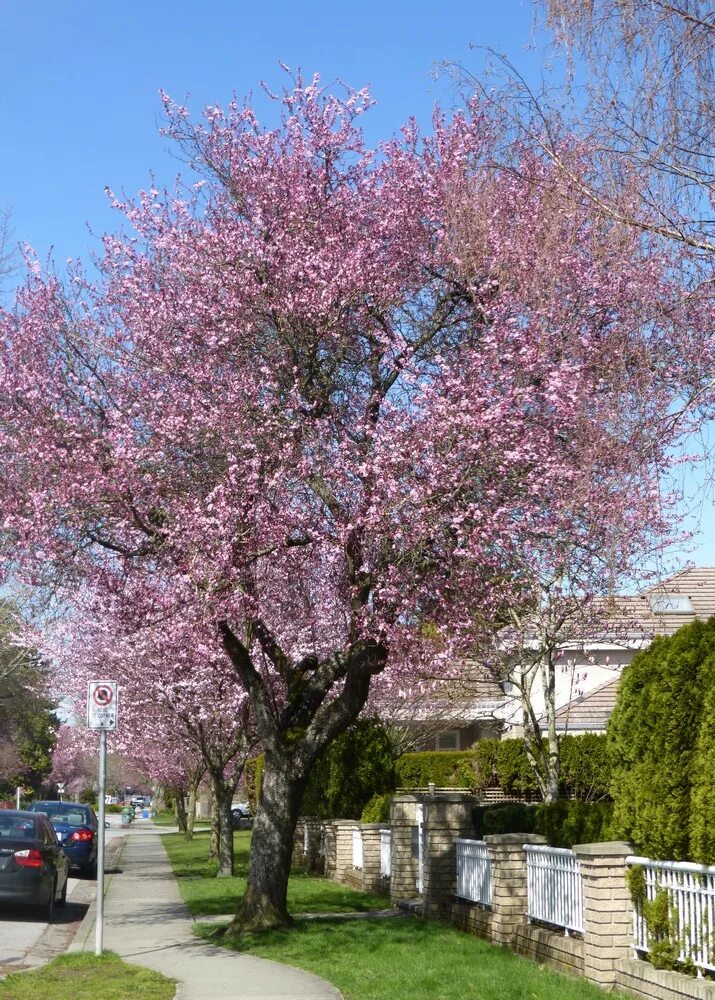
302,721 -> 396,820
395,751 -> 475,789
608,617 -> 715,862
396,735 -> 611,801
472,800 -> 614,848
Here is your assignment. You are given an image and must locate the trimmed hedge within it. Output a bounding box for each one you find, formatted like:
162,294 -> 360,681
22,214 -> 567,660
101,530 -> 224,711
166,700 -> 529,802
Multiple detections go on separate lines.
396,735 -> 611,801
395,751 -> 475,790
472,800 -> 614,848
361,792 -> 392,823
302,721 -> 395,820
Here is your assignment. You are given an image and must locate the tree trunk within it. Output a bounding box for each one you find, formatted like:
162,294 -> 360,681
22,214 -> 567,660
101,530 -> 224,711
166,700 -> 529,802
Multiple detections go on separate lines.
219,623 -> 387,934
174,788 -> 188,835
208,783 -> 220,861
185,781 -> 198,841
222,753 -> 305,932
210,774 -> 236,878
540,650 -> 560,804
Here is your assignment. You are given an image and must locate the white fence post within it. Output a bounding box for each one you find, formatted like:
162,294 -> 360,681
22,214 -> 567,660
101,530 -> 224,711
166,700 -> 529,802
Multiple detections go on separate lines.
352,826 -> 363,870
455,839 -> 492,906
380,828 -> 391,878
524,845 -> 584,934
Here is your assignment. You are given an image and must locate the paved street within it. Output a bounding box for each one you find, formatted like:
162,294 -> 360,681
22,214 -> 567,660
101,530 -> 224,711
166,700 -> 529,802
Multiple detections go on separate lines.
0,824 -> 124,973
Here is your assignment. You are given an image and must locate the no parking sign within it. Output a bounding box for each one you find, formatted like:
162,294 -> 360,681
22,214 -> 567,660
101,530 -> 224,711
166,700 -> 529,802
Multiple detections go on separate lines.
87,680 -> 119,730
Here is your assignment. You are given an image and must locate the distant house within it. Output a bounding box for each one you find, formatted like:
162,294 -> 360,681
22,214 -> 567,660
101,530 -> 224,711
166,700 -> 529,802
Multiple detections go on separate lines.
413,566 -> 715,750
529,565 -> 715,739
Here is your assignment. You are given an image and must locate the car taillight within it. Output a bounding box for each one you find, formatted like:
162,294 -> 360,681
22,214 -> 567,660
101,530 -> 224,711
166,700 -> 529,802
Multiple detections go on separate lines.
70,828 -> 94,842
14,848 -> 43,868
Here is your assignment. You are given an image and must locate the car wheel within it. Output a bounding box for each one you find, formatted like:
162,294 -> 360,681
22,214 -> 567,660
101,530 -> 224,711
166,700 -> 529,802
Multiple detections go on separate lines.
83,857 -> 98,879
41,879 -> 56,921
56,874 -> 68,907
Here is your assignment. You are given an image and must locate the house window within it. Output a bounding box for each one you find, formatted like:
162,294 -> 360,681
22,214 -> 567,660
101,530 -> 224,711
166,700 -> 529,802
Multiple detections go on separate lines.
648,594 -> 694,614
436,729 -> 460,751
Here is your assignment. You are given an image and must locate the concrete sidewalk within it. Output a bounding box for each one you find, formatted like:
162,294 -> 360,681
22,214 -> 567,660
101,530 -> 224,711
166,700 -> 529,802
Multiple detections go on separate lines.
70,825 -> 342,1000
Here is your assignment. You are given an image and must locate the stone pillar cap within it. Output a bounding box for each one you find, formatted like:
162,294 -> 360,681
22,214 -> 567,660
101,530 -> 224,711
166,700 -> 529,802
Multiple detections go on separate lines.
573,841 -> 633,857
484,833 -> 548,845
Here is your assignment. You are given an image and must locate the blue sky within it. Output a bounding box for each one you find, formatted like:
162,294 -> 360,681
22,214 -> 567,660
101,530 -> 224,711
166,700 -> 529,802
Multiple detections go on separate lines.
0,2 -> 546,265
1,1 -> 713,568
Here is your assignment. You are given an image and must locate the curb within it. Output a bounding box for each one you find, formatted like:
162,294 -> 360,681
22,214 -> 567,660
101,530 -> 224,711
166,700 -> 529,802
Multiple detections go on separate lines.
69,833 -> 129,954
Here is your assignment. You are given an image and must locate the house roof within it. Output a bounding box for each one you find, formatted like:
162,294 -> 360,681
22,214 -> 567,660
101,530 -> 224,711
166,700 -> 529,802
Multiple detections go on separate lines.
603,566 -> 715,641
539,678 -> 620,733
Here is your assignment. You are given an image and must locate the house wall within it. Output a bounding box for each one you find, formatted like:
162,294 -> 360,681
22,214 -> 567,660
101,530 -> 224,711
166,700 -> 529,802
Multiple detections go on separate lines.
502,646 -> 636,736
420,719 -> 502,752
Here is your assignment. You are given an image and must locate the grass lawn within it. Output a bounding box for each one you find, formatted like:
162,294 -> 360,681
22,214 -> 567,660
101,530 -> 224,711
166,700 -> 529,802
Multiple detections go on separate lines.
0,953 -> 175,1000
164,829 -> 628,1000
150,810 -> 209,828
161,829 -> 387,916
196,918 -> 629,1000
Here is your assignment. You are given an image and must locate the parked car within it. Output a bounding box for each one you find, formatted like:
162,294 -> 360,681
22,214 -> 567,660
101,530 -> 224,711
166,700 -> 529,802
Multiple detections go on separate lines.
26,801 -> 99,878
0,809 -> 69,919
231,802 -> 252,830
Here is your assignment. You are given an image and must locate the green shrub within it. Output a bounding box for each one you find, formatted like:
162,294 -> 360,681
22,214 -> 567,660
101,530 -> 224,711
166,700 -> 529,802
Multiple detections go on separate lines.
688,681 -> 715,863
361,792 -> 392,823
472,735 -> 609,799
473,802 -> 536,838
395,751 -> 475,790
559,734 -> 611,800
302,721 -> 396,820
472,800 -> 613,848
608,617 -> 715,860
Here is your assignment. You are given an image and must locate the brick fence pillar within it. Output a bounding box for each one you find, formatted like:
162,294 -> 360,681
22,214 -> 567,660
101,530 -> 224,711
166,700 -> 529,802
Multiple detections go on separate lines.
332,820 -> 360,885
422,793 -> 479,919
390,794 -> 419,904
360,823 -> 389,895
573,841 -> 633,989
485,833 -> 547,946
292,817 -> 307,868
323,821 -> 337,879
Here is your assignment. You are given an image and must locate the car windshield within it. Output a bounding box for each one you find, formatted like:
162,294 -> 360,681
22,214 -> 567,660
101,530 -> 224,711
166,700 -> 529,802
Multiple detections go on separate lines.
0,815 -> 36,840
31,805 -> 89,826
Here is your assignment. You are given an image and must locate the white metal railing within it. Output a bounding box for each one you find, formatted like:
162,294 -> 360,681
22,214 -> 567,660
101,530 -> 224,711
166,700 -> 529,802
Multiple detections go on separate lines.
380,828 -> 391,878
525,844 -> 584,934
456,839 -> 492,906
628,855 -> 715,974
352,826 -> 363,870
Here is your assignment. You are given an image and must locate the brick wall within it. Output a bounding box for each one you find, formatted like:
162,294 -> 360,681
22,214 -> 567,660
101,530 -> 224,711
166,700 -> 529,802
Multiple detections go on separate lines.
513,925 -> 584,977
615,959 -> 715,1000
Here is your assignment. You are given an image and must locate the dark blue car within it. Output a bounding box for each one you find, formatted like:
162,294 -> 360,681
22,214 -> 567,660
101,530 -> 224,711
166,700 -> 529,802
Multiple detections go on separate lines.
0,810 -> 69,918
26,801 -> 98,877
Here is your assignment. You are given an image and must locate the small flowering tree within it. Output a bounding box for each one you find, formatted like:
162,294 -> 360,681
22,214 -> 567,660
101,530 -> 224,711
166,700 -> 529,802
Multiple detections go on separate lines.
0,75 -> 703,930
48,582 -> 256,875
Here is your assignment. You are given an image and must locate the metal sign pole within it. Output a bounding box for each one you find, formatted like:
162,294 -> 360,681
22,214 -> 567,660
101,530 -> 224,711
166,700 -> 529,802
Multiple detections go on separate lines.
15,786 -> 20,810
95,727 -> 107,956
